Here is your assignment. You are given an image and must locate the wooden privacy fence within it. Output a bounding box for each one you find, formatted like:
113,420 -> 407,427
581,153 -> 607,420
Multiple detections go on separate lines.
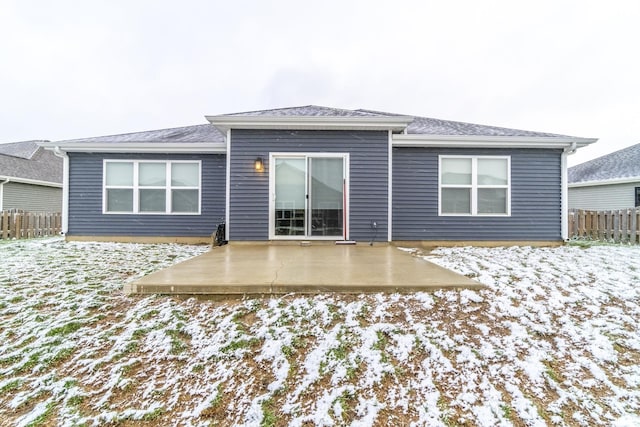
1,210 -> 62,240
568,208 -> 640,244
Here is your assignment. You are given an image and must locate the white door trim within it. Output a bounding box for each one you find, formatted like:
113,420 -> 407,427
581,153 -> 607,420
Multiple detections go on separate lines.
268,152 -> 350,240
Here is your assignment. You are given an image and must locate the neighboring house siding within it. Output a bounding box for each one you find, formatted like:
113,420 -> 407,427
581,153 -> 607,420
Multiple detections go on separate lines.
229,130 -> 388,241
67,152 -> 226,236
392,148 -> 562,241
2,182 -> 62,212
568,182 -> 639,210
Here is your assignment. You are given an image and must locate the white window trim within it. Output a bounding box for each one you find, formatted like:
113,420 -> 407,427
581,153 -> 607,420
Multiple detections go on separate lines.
103,160 -> 202,215
438,155 -> 511,217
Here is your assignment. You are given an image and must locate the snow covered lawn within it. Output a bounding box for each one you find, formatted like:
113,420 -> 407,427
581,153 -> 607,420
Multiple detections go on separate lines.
1,238 -> 639,427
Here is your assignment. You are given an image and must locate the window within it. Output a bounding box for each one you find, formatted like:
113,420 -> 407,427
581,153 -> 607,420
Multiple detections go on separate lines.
104,160 -> 201,214
439,156 -> 510,216
636,187 -> 640,207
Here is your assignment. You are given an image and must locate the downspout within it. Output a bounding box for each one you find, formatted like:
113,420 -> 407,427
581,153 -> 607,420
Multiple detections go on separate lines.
225,129 -> 231,242
560,142 -> 577,241
52,147 -> 69,235
0,177 -> 9,211
387,129 -> 393,242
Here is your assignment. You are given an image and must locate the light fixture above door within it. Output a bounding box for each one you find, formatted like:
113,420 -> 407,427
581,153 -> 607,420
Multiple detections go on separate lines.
254,157 -> 264,172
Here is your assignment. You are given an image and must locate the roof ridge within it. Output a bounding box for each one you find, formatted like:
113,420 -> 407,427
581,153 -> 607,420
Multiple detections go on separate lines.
354,108 -> 405,117
222,105 -> 322,115
222,105 -> 373,116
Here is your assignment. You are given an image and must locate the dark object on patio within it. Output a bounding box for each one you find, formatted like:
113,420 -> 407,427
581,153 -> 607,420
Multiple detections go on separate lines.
213,223 -> 228,246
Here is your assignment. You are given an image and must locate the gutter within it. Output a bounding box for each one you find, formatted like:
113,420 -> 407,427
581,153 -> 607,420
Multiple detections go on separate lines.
392,134 -> 598,149
39,141 -> 226,153
569,176 -> 640,188
0,176 -> 61,188
52,147 -> 69,235
564,141 -> 578,154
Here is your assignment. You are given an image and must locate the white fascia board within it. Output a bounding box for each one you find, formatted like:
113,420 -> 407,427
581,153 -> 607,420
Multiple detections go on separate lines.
206,115 -> 413,132
0,175 -> 62,188
569,176 -> 640,188
392,134 -> 598,149
40,142 -> 227,153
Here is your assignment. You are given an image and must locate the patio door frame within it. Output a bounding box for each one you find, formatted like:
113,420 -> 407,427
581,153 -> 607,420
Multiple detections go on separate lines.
268,152 -> 350,241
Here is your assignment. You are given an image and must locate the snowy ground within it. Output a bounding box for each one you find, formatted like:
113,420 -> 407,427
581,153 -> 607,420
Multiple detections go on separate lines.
0,238 -> 639,427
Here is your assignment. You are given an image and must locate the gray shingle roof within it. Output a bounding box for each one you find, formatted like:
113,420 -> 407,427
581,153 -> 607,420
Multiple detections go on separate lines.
224,105 -> 385,118
405,115 -> 567,137
52,105 -> 576,146
225,105 -> 571,137
0,141 -> 62,184
0,140 -> 44,159
569,142 -> 640,183
55,124 -> 225,144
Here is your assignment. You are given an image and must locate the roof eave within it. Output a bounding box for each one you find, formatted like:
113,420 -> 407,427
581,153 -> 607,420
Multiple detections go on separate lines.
40,142 -> 227,153
0,175 -> 62,188
569,176 -> 640,188
205,115 -> 414,133
393,134 -> 598,149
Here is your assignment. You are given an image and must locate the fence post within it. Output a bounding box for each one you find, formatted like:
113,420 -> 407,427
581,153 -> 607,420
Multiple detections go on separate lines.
568,209 -> 574,238
15,212 -> 21,239
633,209 -> 639,244
624,209 -> 629,243
577,210 -> 584,238
1,211 -> 7,239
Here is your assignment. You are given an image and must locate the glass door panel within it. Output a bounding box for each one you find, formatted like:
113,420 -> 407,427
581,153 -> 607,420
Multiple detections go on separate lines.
309,158 -> 344,237
274,158 -> 306,236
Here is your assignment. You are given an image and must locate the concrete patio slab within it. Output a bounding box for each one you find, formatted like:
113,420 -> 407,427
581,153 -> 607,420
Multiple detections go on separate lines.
124,244 -> 484,295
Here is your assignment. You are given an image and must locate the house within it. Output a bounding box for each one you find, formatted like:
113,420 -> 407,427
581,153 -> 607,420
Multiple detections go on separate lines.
568,143 -> 640,210
0,140 -> 63,212
39,106 -> 596,245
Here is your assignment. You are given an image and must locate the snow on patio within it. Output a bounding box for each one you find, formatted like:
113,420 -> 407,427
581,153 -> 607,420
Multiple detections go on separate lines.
0,238 -> 639,426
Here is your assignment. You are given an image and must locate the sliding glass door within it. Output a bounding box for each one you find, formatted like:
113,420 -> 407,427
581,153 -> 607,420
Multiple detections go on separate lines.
274,157 -> 306,236
309,157 -> 344,236
271,154 -> 347,239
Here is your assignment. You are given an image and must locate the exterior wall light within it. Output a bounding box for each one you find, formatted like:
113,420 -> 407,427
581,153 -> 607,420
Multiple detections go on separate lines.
254,157 -> 264,172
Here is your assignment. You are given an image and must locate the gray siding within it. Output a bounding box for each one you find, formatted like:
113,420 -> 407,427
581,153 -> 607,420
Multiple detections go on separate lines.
392,148 -> 562,241
3,182 -> 62,212
67,152 -> 226,236
229,130 -> 388,241
569,182 -> 640,210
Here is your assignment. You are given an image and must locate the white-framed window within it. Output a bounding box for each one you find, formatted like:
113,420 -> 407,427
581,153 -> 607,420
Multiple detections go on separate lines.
439,155 -> 510,216
103,160 -> 201,214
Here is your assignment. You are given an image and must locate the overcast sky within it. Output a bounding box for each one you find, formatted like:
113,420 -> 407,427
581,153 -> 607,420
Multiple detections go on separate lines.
1,0 -> 639,166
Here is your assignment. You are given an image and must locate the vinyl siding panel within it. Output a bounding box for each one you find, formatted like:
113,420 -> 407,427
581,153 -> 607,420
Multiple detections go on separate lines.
67,152 -> 226,236
569,182 -> 640,210
392,148 -> 562,241
229,130 -> 388,241
3,182 -> 62,212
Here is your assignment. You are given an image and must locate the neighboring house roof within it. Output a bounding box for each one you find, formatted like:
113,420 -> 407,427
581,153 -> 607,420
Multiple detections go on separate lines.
569,142 -> 640,186
0,140 -> 42,159
42,105 -> 596,152
0,140 -> 62,186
